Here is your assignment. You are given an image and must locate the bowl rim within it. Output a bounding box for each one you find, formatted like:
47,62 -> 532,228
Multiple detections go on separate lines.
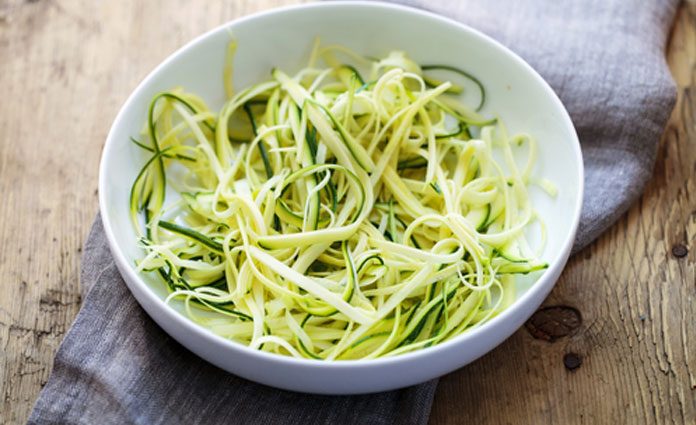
99,0 -> 584,368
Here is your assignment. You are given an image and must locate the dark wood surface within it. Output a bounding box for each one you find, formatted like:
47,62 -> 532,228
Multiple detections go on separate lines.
0,1 -> 693,423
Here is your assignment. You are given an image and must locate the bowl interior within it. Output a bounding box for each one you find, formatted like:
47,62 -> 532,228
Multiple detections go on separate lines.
101,2 -> 582,351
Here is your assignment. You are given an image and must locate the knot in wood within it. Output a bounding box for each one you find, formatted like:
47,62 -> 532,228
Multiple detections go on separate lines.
524,306 -> 582,342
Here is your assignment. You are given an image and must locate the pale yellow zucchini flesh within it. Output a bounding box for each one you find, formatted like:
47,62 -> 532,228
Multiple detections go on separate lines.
129,41 -> 555,360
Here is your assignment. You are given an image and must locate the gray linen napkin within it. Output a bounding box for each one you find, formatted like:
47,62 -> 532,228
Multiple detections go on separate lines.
29,1 -> 678,424
393,0 -> 679,252
29,217 -> 437,425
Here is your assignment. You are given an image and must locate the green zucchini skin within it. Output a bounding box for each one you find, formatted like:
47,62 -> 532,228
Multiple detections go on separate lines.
128,42 -> 549,360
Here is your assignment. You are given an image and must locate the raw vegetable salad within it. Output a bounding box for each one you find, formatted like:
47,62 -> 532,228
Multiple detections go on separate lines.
129,40 -> 552,360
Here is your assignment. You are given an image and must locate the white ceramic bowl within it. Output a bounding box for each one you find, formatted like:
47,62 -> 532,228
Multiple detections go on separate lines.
99,1 -> 583,394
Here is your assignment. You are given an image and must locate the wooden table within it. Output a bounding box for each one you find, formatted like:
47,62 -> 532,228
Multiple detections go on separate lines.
1,1 -> 694,423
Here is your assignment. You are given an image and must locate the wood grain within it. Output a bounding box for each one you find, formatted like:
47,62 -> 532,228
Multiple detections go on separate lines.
0,1 -> 693,424
430,1 -> 696,423
0,1 -> 305,423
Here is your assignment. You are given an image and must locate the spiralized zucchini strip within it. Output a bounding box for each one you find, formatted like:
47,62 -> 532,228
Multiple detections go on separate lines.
130,41 -> 553,360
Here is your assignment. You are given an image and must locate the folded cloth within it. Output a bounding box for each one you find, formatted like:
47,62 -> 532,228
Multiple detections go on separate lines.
394,0 -> 679,252
28,217 -> 437,425
28,1 -> 678,424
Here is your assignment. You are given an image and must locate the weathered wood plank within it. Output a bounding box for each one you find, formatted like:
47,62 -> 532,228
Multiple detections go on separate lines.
430,1 -> 696,423
0,1 -> 692,424
0,1 -> 303,423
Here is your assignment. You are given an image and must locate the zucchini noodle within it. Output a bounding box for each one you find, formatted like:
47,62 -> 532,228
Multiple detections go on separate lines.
129,41 -> 553,360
